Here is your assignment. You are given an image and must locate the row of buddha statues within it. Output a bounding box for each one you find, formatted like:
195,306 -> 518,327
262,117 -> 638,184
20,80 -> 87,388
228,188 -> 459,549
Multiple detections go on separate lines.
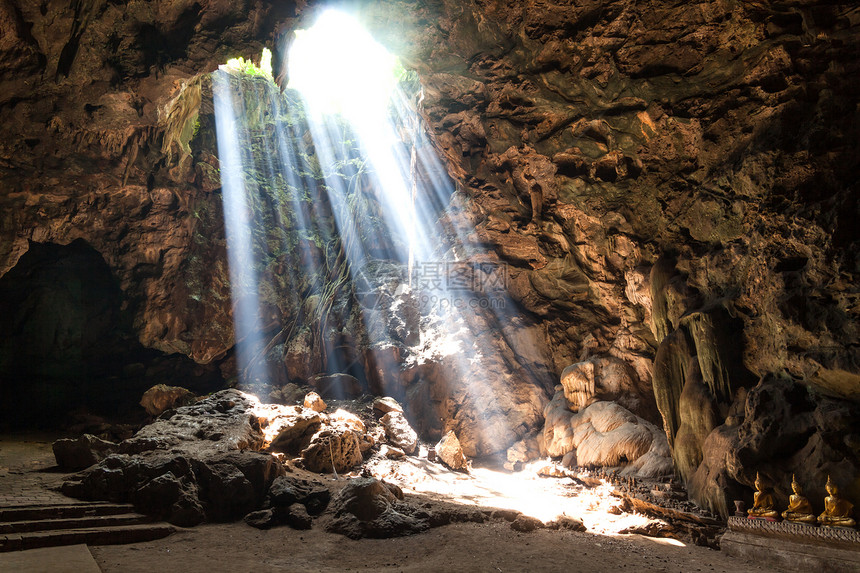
747,473 -> 855,527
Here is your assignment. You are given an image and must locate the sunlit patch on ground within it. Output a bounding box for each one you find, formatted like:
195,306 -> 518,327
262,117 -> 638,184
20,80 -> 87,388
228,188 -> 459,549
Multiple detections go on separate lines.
367,455 -> 656,535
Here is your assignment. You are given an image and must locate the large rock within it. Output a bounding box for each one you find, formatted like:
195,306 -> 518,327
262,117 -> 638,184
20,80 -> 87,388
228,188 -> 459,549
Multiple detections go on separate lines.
59,390 -> 289,525
325,477 -> 429,539
53,434 -> 117,470
543,387 -> 672,477
380,411 -> 418,455
435,430 -> 468,470
310,373 -> 363,399
372,396 -> 403,415
300,427 -> 363,474
120,389 -> 265,456
330,408 -> 366,434
262,405 -> 322,455
139,384 -> 196,417
303,391 -> 327,413
268,475 -> 331,516
506,433 -> 543,465
61,449 -> 284,526
133,471 -> 205,527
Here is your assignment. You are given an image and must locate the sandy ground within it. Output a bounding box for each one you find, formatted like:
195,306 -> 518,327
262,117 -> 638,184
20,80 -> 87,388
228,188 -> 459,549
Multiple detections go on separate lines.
89,520 -> 780,573
2,434 -> 785,572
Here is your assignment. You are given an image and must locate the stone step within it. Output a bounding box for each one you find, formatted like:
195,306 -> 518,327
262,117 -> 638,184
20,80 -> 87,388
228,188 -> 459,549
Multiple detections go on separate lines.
0,503 -> 135,522
0,513 -> 152,534
0,523 -> 175,552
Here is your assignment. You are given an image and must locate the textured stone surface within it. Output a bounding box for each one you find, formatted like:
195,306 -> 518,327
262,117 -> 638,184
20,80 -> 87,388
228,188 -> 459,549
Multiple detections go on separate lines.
435,430 -> 468,471
52,434 -> 117,471
380,411 -> 418,455
300,426 -> 363,474
139,384 -> 196,417
543,387 -> 672,477
120,390 -> 265,456
324,477 -> 429,539
303,392 -> 327,413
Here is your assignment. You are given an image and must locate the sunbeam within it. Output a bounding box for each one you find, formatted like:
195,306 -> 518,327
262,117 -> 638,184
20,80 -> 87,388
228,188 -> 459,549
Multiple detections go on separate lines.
213,6 -> 549,459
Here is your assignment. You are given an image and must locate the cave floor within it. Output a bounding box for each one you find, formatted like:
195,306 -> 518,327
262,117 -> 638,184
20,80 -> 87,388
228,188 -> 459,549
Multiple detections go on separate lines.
0,433 -> 83,508
0,435 -> 785,572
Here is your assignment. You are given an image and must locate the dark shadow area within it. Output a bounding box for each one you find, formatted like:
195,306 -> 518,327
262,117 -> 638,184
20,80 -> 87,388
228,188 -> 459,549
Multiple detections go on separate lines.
0,239 -> 224,430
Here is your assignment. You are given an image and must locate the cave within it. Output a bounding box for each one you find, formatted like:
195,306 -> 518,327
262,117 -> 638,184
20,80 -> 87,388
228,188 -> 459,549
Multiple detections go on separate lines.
0,1 -> 859,570
0,239 -> 223,430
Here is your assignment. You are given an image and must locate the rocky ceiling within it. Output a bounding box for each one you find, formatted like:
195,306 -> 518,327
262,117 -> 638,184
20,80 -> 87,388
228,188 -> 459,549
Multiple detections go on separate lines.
0,0 -> 858,516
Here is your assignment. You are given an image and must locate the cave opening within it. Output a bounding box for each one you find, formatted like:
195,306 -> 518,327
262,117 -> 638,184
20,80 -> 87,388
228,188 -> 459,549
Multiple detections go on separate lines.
0,239 -> 224,431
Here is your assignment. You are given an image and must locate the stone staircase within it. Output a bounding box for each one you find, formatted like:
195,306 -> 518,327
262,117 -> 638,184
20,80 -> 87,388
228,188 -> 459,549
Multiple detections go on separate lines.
0,502 -> 174,552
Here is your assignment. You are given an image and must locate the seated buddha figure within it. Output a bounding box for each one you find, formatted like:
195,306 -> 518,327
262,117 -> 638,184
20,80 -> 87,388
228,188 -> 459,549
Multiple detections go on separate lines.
747,472 -> 779,519
781,475 -> 816,524
818,475 -> 856,528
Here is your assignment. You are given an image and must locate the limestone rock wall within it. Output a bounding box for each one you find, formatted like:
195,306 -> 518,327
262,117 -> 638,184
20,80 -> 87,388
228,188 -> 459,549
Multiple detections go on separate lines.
366,0 -> 860,513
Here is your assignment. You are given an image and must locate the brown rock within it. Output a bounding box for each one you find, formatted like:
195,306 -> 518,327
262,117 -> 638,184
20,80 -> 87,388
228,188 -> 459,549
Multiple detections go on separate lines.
510,515 -> 545,532
303,391 -> 327,413
310,373 -> 363,399
435,430 -> 468,470
330,408 -> 366,433
300,427 -> 363,474
547,516 -> 587,531
265,406 -> 322,455
372,396 -> 403,415
380,411 -> 418,455
140,384 -> 196,417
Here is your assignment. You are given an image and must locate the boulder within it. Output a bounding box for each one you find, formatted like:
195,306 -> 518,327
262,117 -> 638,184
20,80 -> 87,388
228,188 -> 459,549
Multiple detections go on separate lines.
372,396 -> 403,415
199,451 -> 285,506
331,408 -> 365,433
133,471 -> 205,527
139,384 -> 196,417
435,430 -> 468,470
310,373 -> 362,399
280,503 -> 313,530
300,427 -> 363,473
60,448 -> 284,526
268,475 -> 331,516
547,516 -> 587,531
121,389 -> 265,456
264,405 -> 322,454
303,391 -> 327,412
52,434 -> 117,470
506,434 -> 542,465
543,388 -> 672,477
325,477 -> 429,539
244,508 -> 276,529
380,411 -> 418,454
510,515 -> 545,532
380,445 -> 405,459
58,390 -> 288,525
267,383 -> 306,405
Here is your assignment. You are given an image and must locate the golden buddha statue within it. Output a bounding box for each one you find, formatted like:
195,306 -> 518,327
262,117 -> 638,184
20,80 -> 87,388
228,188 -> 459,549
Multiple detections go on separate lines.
747,472 -> 779,519
781,475 -> 816,524
818,475 -> 856,528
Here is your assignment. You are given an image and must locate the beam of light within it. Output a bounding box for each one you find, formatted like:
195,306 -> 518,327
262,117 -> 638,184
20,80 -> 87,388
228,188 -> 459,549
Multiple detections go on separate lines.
212,71 -> 271,389
286,8 -> 550,455
213,7 -> 549,458
367,456 -> 655,534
